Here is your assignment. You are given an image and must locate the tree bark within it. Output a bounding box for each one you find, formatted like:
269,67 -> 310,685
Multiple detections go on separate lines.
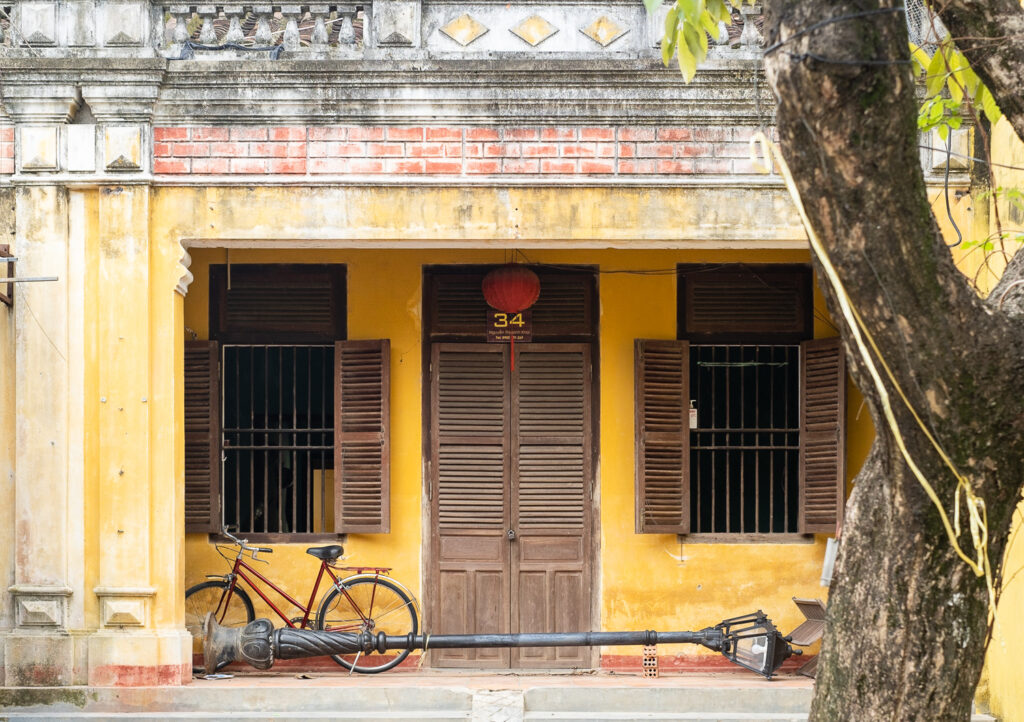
761,0 -> 1024,719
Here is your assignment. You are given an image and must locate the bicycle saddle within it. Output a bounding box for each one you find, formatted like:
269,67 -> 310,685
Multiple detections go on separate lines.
306,545 -> 344,561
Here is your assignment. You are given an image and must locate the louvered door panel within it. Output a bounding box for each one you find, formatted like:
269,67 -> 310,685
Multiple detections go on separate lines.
432,344 -> 511,667
635,339 -> 690,534
799,337 -> 847,534
515,349 -> 587,529
436,348 -> 507,527
185,340 -> 220,533
512,345 -> 591,667
334,340 -> 389,533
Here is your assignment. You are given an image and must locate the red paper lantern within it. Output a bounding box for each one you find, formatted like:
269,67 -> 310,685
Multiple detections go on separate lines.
482,265 -> 541,312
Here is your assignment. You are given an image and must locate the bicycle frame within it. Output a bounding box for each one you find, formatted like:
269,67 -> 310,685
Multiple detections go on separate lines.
211,553 -> 383,632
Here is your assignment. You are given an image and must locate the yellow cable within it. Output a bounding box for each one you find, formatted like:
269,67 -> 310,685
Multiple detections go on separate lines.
750,133 -> 995,611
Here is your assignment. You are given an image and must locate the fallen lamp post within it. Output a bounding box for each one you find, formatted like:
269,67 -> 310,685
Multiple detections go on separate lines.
203,610 -> 799,679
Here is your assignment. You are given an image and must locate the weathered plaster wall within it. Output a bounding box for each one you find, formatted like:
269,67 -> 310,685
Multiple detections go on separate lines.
0,187 -> 16,680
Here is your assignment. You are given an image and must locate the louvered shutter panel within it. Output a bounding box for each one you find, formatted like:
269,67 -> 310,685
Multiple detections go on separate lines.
679,266 -> 811,341
635,339 -> 690,534
435,346 -> 507,529
212,265 -> 346,342
334,339 -> 390,533
184,340 -> 220,533
799,337 -> 847,534
515,347 -> 589,530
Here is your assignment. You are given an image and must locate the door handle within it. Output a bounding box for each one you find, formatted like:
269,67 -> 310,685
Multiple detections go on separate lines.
507,529 -> 517,541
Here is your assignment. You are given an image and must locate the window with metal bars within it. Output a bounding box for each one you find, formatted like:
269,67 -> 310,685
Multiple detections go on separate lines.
634,264 -> 846,538
689,345 -> 800,534
222,345 -> 335,534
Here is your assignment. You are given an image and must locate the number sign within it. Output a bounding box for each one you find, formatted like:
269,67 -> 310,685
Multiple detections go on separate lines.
487,308 -> 532,343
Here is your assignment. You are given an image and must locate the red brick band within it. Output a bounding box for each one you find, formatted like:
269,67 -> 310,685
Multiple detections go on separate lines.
152,126 -> 768,176
0,127 -> 14,175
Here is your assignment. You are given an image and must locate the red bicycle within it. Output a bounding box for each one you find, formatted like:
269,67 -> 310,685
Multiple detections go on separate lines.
185,528 -> 418,673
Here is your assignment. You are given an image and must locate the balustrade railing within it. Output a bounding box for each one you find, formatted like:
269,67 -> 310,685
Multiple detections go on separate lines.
165,4 -> 362,57
0,0 -> 767,59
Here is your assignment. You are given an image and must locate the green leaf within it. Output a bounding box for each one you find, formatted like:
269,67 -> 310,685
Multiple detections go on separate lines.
926,47 -> 947,97
644,0 -> 663,16
700,9 -> 720,37
937,124 -> 949,142
677,28 -> 697,81
909,43 -> 930,76
963,66 -> 980,97
684,20 -> 708,64
680,0 -> 699,24
664,6 -> 679,40
978,84 -> 1003,125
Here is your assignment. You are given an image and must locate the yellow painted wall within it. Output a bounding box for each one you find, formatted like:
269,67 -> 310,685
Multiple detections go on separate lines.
182,244 -> 874,660
979,116 -> 1024,722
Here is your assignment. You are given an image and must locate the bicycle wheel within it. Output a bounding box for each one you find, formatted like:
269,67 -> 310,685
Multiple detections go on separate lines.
185,580 -> 255,672
315,576 -> 418,673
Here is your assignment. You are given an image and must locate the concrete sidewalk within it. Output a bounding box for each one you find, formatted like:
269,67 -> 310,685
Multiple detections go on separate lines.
0,670 -> 996,722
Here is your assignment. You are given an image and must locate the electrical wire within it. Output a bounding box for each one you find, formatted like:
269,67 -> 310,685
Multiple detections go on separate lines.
944,133 -> 964,248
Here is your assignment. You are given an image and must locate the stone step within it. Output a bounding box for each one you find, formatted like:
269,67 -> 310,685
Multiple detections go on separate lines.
0,680 -> 1000,722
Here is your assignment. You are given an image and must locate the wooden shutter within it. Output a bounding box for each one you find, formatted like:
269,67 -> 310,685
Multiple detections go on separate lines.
334,339 -> 390,533
515,347 -> 589,531
799,337 -> 847,534
184,340 -> 220,533
211,264 -> 346,343
678,265 -> 812,343
435,346 -> 508,529
635,339 -> 690,534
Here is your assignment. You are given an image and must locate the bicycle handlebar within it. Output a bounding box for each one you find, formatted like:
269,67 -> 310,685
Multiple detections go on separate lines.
221,527 -> 274,556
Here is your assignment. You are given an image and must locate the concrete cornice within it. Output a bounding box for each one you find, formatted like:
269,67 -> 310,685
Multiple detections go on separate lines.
0,56 -> 774,126
0,59 -> 166,124
155,57 -> 774,125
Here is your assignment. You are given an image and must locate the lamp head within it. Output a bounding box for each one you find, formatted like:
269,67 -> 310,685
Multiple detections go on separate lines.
715,611 -> 798,679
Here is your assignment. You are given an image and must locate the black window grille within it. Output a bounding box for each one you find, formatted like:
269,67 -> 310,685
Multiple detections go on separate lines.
689,345 -> 800,534
222,345 -> 335,534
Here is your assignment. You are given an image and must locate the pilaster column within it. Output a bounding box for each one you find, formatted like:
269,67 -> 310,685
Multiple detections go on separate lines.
2,87 -> 83,686
5,183 -> 76,685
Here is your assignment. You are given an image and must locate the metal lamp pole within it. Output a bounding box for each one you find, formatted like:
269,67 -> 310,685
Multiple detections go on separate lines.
203,610 -> 798,679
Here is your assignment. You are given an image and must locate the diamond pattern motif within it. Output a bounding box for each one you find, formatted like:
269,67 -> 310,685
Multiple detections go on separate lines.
440,14 -> 489,47
510,15 -> 558,47
581,15 -> 628,47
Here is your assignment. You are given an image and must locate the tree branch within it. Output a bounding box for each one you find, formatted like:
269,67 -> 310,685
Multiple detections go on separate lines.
935,0 -> 1024,142
988,248 -> 1024,319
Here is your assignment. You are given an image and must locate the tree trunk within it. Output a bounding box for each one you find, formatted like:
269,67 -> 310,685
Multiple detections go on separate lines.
760,0 -> 1024,719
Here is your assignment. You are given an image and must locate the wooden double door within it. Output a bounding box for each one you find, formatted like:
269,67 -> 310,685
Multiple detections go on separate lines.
428,342 -> 595,668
